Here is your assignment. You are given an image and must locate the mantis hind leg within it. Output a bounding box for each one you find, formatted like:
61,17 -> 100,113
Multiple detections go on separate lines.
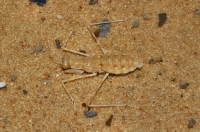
62,72 -> 97,112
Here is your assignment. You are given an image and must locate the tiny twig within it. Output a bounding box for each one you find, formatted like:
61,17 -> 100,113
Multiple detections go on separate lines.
90,17 -> 131,25
63,30 -> 73,47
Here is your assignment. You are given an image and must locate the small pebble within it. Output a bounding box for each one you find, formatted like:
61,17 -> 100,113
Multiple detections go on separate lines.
23,89 -> 28,95
105,114 -> 113,126
36,44 -> 43,52
136,74 -> 141,78
89,0 -> 98,5
31,0 -> 46,6
142,14 -> 147,19
4,118 -> 9,123
148,59 -> 155,64
0,82 -> 6,89
170,78 -> 176,81
57,14 -> 63,19
11,76 -> 17,81
148,57 -> 163,64
41,17 -> 46,21
55,39 -> 61,49
82,103 -> 87,107
132,21 -> 139,28
99,19 -> 111,37
137,49 -> 142,53
43,80 -> 47,85
158,71 -> 162,76
180,83 -> 189,89
180,94 -> 183,98
195,9 -> 200,15
158,13 -> 167,27
188,118 -> 196,128
79,50 -> 87,54
84,110 -> 97,117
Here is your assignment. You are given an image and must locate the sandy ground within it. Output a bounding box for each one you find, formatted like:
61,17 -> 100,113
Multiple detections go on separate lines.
0,0 -> 200,131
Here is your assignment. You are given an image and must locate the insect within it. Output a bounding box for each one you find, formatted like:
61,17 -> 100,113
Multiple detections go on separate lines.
62,24 -> 143,112
62,52 -> 143,75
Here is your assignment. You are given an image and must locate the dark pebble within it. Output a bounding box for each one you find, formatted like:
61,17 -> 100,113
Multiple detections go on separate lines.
84,110 -> 97,117
136,74 -> 141,78
105,114 -> 113,126
195,9 -> 200,15
41,17 -> 46,21
79,50 -> 87,54
188,118 -> 196,128
148,57 -> 163,64
180,83 -> 189,89
23,89 -> 28,95
132,21 -> 139,28
158,71 -> 162,76
36,44 -> 43,52
137,49 -> 142,53
99,19 -> 111,37
82,103 -> 87,107
180,94 -> 183,98
55,39 -> 61,49
11,76 -> 17,81
31,0 -> 46,6
148,59 -> 154,64
4,118 -> 9,123
158,13 -> 167,27
89,0 -> 98,5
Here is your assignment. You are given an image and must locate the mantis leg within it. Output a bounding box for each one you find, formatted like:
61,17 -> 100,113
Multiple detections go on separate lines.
62,72 -> 97,112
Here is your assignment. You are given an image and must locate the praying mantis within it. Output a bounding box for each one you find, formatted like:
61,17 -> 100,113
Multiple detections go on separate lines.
61,20 -> 143,112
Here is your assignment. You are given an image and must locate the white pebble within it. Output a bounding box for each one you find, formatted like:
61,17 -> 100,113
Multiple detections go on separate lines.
43,80 -> 47,85
0,82 -> 6,88
57,14 -> 63,19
